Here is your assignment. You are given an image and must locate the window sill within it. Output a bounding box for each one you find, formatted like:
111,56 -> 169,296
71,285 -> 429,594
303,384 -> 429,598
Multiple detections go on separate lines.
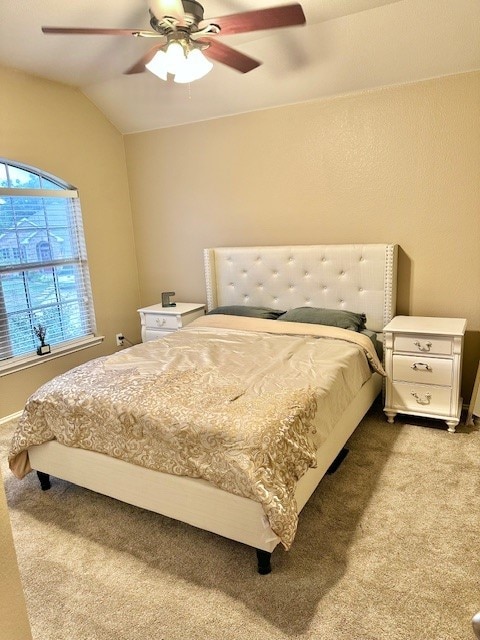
0,336 -> 105,377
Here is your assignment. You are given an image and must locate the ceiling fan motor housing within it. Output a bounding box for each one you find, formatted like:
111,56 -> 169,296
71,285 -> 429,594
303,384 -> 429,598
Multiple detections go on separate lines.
181,0 -> 205,23
150,0 -> 206,34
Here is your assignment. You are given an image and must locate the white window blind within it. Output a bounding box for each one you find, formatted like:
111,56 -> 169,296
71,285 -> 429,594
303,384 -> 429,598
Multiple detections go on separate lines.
0,160 -> 97,362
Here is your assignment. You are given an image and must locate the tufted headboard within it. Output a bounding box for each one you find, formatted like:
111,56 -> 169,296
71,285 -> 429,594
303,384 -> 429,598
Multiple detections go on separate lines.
204,244 -> 398,334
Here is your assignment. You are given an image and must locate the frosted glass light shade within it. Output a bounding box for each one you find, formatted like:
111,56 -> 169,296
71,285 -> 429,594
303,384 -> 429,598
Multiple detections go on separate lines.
174,48 -> 213,84
165,42 -> 186,74
145,43 -> 213,83
145,50 -> 168,80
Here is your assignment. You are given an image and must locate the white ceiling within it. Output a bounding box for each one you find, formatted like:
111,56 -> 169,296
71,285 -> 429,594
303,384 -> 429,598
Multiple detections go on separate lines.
1,0 -> 479,134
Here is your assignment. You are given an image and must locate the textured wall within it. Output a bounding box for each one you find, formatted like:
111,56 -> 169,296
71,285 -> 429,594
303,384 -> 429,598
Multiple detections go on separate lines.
0,66 -> 141,417
0,465 -> 32,639
1,68 -> 478,413
125,72 -> 480,398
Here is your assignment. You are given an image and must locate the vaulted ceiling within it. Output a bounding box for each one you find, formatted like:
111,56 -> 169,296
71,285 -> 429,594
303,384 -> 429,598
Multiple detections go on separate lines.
1,0 -> 479,133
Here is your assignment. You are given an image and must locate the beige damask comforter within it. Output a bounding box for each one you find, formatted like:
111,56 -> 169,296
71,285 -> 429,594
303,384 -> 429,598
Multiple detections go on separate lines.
9,315 -> 384,548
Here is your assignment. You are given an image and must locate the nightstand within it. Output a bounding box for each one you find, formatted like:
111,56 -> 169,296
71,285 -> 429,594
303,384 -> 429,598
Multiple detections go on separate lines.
138,302 -> 205,342
383,316 -> 467,432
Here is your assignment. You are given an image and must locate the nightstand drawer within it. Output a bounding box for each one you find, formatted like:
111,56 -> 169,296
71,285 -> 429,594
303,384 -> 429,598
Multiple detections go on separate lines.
392,355 -> 453,386
394,335 -> 452,355
392,383 -> 452,416
144,314 -> 180,330
144,329 -> 171,341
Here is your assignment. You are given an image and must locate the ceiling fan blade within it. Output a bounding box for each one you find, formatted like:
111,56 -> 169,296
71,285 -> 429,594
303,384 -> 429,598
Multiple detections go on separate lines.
200,39 -> 260,74
124,44 -> 165,74
42,26 -> 158,37
200,3 -> 306,37
149,0 -> 185,21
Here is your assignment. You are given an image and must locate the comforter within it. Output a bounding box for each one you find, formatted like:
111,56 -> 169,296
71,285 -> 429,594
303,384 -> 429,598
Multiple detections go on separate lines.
9,315 -> 384,548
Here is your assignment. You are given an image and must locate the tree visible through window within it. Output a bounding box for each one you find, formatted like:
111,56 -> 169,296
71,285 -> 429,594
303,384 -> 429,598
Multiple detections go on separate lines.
0,159 -> 97,361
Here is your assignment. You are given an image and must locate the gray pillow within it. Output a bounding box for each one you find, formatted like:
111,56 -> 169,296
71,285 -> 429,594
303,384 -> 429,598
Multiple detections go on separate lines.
207,305 -> 285,320
277,307 -> 367,332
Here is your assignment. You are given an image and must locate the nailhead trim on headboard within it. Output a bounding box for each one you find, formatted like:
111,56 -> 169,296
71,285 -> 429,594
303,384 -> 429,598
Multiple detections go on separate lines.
383,244 -> 398,329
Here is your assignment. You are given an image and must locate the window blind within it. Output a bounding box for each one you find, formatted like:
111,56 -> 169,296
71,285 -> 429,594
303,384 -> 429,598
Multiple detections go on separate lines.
0,165 -> 97,362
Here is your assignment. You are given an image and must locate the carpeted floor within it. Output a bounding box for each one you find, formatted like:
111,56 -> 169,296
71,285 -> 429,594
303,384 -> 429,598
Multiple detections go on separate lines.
1,402 -> 480,640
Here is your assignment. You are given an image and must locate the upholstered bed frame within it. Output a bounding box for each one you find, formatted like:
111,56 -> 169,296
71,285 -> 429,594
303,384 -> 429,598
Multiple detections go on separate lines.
28,244 -> 398,574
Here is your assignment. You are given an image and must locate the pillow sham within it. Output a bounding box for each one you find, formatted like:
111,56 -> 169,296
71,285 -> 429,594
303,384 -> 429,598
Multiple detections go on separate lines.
206,305 -> 286,320
277,307 -> 367,332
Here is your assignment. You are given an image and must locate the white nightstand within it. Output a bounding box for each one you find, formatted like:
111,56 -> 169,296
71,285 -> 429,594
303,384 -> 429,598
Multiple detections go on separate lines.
383,316 -> 467,432
138,302 -> 205,342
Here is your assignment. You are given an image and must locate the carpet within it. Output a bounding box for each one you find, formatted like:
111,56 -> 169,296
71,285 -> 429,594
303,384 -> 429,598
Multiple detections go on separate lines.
1,401 -> 480,640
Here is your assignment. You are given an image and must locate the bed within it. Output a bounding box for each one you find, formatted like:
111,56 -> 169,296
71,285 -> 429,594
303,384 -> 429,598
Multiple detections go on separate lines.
9,243 -> 398,573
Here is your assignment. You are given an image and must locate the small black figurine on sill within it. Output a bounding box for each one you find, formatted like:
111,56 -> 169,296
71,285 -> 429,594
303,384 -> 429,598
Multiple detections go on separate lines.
34,323 -> 51,355
161,291 -> 176,307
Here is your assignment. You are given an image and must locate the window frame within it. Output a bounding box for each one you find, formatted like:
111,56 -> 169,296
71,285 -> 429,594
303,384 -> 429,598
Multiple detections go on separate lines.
0,160 -> 103,376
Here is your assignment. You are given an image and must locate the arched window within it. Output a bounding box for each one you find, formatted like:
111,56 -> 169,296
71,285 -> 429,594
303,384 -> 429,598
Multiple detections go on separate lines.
0,159 -> 98,364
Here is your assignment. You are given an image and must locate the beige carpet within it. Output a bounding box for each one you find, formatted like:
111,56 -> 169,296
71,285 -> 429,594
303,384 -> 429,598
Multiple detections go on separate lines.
1,402 -> 480,640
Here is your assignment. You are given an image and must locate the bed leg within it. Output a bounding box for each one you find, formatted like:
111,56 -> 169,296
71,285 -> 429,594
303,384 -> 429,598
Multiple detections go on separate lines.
37,471 -> 51,491
326,447 -> 349,474
256,549 -> 272,575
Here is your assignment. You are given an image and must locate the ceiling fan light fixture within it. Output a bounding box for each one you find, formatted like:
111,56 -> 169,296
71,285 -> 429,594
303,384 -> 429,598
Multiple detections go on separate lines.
145,49 -> 168,80
146,38 -> 213,83
165,41 -> 186,74
174,48 -> 213,83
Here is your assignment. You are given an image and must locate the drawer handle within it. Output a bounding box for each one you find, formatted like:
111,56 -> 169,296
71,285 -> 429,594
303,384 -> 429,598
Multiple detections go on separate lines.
411,391 -> 432,405
414,340 -> 432,352
155,318 -> 166,326
411,362 -> 432,372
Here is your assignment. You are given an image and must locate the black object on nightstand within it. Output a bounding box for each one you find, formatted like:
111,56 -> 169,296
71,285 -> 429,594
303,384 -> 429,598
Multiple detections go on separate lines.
161,291 -> 176,307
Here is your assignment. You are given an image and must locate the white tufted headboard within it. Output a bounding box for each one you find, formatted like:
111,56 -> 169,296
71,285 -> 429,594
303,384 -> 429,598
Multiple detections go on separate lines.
204,244 -> 398,333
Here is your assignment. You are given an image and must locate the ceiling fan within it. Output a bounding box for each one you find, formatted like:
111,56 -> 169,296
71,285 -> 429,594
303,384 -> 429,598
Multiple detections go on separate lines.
42,0 -> 306,84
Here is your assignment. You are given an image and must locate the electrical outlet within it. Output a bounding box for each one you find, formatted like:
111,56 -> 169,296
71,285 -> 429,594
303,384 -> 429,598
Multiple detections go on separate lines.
115,333 -> 124,347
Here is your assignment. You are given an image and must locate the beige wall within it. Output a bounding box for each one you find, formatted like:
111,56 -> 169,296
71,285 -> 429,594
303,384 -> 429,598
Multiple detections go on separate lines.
1,67 -> 478,412
0,66 -> 141,417
125,71 -> 480,400
0,464 -> 33,640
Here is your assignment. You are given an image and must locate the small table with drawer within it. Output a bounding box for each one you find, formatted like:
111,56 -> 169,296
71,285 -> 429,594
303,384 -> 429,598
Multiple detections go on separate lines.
138,302 -> 205,342
383,316 -> 467,432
